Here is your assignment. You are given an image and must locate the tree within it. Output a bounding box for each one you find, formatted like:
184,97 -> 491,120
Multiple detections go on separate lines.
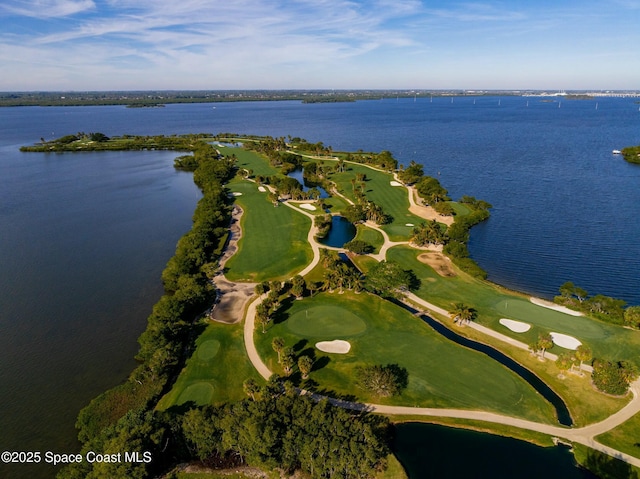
366,260 -> 416,297
537,333 -> 553,359
182,406 -> 223,461
356,364 -> 408,397
555,353 -> 573,379
343,239 -> 374,254
298,355 -> 314,380
290,275 -> 306,299
281,348 -> 296,376
272,337 -> 285,363
255,305 -> 270,333
411,220 -> 447,246
574,345 -> 592,373
592,359 -> 638,395
243,378 -> 260,401
624,306 -> 640,329
450,303 -> 476,325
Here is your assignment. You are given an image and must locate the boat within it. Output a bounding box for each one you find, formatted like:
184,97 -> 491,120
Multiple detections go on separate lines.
612,150 -> 622,154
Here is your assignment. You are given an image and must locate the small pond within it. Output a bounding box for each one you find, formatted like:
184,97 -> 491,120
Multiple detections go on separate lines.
287,168 -> 329,198
317,216 -> 356,248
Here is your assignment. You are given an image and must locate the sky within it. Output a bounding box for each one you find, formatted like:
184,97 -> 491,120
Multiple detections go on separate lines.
1,0 -> 639,91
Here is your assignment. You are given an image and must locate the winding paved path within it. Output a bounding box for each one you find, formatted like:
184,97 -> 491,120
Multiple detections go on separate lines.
233,173 -> 640,468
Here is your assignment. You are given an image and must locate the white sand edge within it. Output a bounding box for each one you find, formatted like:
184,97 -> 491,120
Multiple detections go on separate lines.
390,180 -> 403,186
550,332 -> 582,350
299,203 -> 317,211
316,340 -> 351,354
232,192 -> 243,196
530,297 -> 583,316
499,318 -> 531,333
405,223 -> 415,227
258,186 -> 266,192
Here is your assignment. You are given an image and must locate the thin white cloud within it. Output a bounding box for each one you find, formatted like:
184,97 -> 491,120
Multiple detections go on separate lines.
1,0 -> 95,18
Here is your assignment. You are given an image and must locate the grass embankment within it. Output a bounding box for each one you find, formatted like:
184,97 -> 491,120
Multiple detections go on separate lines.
157,321 -> 263,410
354,224 -> 385,253
597,412 -> 640,459
255,291 -> 556,424
224,180 -> 313,282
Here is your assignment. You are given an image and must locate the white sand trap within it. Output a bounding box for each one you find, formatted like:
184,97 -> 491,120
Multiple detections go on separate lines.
405,223 -> 415,227
299,203 -> 317,211
550,332 -> 582,350
316,340 -> 351,354
499,318 -> 531,333
232,192 -> 243,196
390,180 -> 403,186
258,186 -> 267,192
530,297 -> 583,316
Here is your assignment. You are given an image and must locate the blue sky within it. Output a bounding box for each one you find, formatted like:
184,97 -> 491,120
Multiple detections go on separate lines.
1,0 -> 639,91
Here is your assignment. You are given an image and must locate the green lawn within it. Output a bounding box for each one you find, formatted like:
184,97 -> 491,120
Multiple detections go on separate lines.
224,180 -> 313,282
224,146 -> 281,177
597,412 -> 640,460
354,224 -> 385,254
157,321 -> 263,409
326,162 -> 426,241
386,245 -> 640,366
255,291 -> 557,424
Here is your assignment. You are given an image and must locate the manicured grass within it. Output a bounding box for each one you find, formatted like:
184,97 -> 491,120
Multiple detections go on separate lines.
226,147 -> 281,177
256,291 -> 557,423
354,224 -> 385,253
157,321 -> 263,409
326,163 -> 426,241
224,180 -> 313,282
597,412 -> 640,460
386,245 -> 640,367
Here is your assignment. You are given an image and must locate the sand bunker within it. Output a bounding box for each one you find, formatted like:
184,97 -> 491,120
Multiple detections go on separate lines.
390,181 -> 403,186
406,223 -> 415,227
232,192 -> 243,196
499,318 -> 531,333
417,252 -> 456,277
299,203 -> 317,211
315,340 -> 351,354
551,332 -> 582,350
258,186 -> 267,192
530,297 -> 583,316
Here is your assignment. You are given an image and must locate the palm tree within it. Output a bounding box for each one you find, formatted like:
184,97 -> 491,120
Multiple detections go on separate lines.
574,345 -> 592,373
281,348 -> 295,376
537,333 -> 553,359
298,356 -> 314,379
243,378 -> 260,400
272,337 -> 285,363
450,303 -> 475,325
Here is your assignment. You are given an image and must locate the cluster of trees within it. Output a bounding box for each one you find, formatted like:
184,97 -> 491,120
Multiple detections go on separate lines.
22,133 -> 208,152
555,282 -> 638,327
254,277 -> 310,333
320,250 -> 365,293
591,359 -> 639,395
356,364 -> 408,397
340,150 -> 397,171
342,174 -> 390,225
343,239 -> 374,254
411,220 -> 448,246
555,345 -> 592,378
442,196 -> 492,279
270,337 -> 314,378
59,141 -> 236,479
449,303 -> 477,325
397,161 -> 451,212
621,145 -> 640,164
365,260 -> 419,298
314,214 -> 333,239
181,389 -> 391,479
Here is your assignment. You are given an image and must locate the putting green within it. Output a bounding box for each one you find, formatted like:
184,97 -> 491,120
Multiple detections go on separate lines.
177,382 -> 214,406
197,340 -> 221,361
494,299 -> 608,340
287,304 -> 367,337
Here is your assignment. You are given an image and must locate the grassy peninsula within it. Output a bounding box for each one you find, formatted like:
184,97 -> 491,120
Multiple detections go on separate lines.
20,134 -> 640,479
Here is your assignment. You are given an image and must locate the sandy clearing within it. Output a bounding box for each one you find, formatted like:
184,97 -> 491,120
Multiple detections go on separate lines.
499,318 -> 531,333
551,332 -> 582,350
530,297 -> 583,316
417,252 -> 456,277
316,340 -> 351,354
299,203 -> 317,211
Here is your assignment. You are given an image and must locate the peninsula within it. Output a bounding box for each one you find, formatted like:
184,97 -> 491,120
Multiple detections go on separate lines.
21,133 -> 640,479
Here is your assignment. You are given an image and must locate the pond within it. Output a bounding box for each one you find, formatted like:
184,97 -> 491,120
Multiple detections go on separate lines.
287,168 -> 329,198
394,423 -> 597,479
317,216 -> 356,248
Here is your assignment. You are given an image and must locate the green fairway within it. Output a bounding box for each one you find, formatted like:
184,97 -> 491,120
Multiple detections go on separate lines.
225,146 -> 281,177
386,245 -> 640,366
287,304 -> 367,336
326,162 -> 426,241
224,180 -> 313,282
597,412 -> 640,460
354,224 -> 385,253
157,321 -> 263,409
256,291 -> 557,423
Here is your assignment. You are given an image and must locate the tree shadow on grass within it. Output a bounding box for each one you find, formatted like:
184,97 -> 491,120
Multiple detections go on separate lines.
272,296 -> 294,325
293,339 -> 308,353
583,449 -> 638,479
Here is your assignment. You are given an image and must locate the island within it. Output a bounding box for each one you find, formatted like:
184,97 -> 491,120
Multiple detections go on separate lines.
622,145 -> 640,164
21,133 -> 640,479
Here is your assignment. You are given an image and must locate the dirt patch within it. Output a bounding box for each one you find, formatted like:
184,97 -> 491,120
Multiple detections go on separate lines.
417,252 -> 456,277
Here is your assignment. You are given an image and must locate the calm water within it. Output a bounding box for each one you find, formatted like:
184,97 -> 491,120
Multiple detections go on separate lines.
317,216 -> 356,248
1,98 -> 638,477
394,423 -> 597,479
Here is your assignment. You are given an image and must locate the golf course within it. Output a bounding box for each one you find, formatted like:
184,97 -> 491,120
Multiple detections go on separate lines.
161,137 -> 640,475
